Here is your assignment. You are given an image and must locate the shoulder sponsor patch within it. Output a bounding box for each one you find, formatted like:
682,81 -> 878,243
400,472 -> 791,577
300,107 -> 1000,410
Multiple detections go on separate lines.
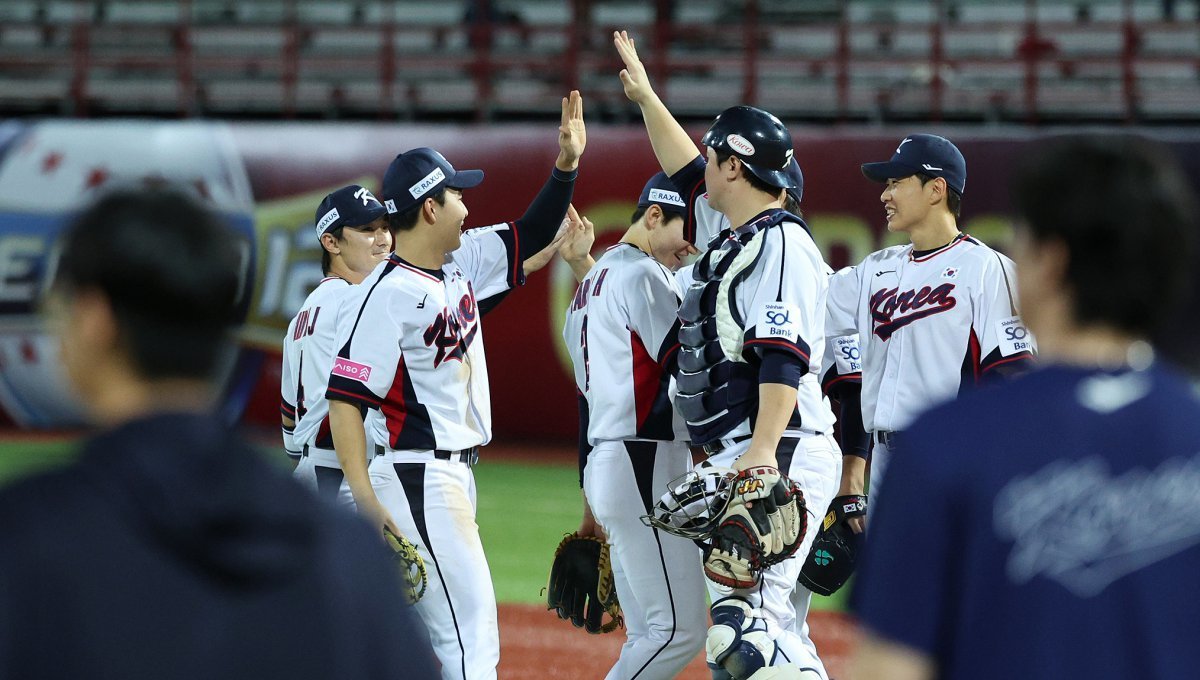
995,316 -> 1034,356
332,356 -> 373,383
832,334 -> 862,374
756,302 -> 801,342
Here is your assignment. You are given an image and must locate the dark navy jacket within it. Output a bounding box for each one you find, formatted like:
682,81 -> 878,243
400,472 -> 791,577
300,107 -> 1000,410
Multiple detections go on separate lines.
0,412 -> 437,679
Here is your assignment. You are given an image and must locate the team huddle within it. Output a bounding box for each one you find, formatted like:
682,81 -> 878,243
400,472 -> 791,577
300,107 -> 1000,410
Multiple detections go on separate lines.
280,32 -> 1037,680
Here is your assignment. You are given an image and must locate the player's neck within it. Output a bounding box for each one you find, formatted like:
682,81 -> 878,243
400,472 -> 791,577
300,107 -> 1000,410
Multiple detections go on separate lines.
84,366 -> 216,427
392,231 -> 446,270
328,260 -> 367,285
619,225 -> 652,258
1035,317 -> 1150,369
722,189 -> 782,230
907,213 -> 960,251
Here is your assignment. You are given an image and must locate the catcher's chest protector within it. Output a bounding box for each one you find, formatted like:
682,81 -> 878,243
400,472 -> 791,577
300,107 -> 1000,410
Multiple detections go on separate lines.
676,213 -> 799,444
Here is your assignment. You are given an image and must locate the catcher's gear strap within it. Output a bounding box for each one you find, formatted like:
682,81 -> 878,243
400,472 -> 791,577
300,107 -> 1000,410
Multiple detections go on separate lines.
545,533 -> 624,634
385,529 -> 428,605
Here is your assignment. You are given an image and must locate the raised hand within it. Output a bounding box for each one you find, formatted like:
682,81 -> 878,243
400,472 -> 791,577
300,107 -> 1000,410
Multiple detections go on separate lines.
614,30 -> 654,105
558,203 -> 595,264
557,90 -> 586,171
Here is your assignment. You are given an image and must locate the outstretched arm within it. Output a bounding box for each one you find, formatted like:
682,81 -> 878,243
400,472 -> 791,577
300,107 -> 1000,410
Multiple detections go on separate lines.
614,30 -> 701,175
511,91 -> 586,257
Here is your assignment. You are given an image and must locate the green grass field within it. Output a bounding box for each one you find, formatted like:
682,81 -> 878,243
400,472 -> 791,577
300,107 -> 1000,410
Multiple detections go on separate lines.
0,438 -> 847,611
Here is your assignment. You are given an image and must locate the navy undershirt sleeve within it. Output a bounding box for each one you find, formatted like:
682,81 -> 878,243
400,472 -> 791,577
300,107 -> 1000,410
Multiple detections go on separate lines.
758,348 -> 806,389
511,166 -> 576,258
836,384 -> 871,460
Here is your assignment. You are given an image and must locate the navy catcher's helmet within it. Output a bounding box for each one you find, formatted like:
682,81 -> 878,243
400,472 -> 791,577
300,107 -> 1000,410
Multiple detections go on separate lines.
701,105 -> 797,190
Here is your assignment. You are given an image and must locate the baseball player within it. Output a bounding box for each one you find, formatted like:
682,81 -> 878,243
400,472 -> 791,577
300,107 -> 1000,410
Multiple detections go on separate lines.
616,30 -> 840,680
854,135 -> 1200,680
325,92 -> 585,680
824,134 -> 1036,519
281,185 -> 391,503
563,174 -> 706,679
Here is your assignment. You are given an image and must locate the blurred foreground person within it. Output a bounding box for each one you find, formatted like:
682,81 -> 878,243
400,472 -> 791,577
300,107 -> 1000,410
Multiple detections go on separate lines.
0,188 -> 436,679
853,134 -> 1200,680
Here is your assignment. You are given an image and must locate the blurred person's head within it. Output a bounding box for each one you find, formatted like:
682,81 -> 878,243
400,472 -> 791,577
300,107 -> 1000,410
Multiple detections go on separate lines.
1009,134 -> 1196,350
48,187 -> 245,423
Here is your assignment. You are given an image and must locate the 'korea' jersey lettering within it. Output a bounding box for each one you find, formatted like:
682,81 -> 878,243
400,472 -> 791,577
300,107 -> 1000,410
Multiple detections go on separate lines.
826,234 -> 1035,433
326,223 -> 521,452
282,276 -> 355,452
563,243 -> 685,444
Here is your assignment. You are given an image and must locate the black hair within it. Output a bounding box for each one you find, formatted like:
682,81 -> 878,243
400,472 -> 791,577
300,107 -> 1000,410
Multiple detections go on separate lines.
714,151 -> 785,201
630,204 -> 686,226
1010,134 -> 1197,337
783,196 -> 804,219
319,225 -> 345,275
55,187 -> 245,380
916,172 -> 962,217
386,189 -> 447,233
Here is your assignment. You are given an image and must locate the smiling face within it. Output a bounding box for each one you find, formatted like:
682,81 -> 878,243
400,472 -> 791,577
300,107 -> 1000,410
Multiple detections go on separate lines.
879,174 -> 934,235
323,216 -> 393,279
435,188 -> 469,255
647,212 -> 698,271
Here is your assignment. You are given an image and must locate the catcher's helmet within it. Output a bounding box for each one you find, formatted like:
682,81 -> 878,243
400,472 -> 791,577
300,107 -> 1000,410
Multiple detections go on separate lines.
701,105 -> 797,190
641,467 -> 737,540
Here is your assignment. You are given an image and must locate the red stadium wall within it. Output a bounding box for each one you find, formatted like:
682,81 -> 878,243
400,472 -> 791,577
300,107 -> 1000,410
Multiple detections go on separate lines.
9,122 -> 1194,436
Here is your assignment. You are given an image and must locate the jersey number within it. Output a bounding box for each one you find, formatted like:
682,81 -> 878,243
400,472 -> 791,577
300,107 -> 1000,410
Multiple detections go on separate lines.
580,314 -> 591,391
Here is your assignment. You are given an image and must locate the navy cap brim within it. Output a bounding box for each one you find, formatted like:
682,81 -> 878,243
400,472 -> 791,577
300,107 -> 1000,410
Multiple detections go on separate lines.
342,203 -> 388,228
861,160 -> 922,183
446,168 -> 484,190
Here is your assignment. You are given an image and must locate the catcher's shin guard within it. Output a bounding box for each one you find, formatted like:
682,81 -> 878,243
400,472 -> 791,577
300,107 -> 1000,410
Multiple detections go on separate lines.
705,597 -> 777,680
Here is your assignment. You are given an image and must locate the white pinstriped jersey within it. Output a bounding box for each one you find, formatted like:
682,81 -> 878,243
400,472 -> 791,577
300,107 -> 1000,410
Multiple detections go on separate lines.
826,234 -> 1035,433
563,244 -> 687,445
326,224 -> 522,452
282,276 -> 356,453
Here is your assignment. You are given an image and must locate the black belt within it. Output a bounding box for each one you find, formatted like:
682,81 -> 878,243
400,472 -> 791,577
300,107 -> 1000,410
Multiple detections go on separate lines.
374,444 -> 479,465
699,434 -> 753,457
873,430 -> 898,448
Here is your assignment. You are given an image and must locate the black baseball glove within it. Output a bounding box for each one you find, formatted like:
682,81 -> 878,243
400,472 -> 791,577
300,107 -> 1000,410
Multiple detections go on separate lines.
546,533 -> 623,634
797,494 -> 867,596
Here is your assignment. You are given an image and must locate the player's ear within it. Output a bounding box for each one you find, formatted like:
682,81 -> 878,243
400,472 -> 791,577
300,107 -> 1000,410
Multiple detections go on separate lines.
927,176 -> 946,206
645,204 -> 662,230
421,197 -> 438,224
320,232 -> 340,255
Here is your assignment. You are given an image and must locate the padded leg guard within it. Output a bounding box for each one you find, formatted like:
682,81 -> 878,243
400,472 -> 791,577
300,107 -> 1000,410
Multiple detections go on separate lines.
705,597 -> 777,680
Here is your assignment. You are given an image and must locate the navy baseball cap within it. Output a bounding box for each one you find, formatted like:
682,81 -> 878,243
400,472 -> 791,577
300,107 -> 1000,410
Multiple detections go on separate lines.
314,184 -> 388,240
861,134 -> 966,195
380,147 -> 484,216
637,172 -> 687,214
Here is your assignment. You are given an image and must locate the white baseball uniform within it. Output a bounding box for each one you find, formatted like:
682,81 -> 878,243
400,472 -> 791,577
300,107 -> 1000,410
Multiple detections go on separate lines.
670,157 -> 841,679
563,243 -> 708,679
326,224 -> 521,680
825,234 -> 1035,496
281,275 -> 367,506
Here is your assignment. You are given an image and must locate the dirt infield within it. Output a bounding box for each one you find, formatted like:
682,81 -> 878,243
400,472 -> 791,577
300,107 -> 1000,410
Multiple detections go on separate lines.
499,604 -> 859,679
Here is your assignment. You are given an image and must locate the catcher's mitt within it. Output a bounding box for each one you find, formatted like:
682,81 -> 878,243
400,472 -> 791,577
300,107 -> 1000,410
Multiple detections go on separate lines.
704,466 -> 808,589
546,533 -> 623,634
385,529 -> 428,605
797,494 -> 867,596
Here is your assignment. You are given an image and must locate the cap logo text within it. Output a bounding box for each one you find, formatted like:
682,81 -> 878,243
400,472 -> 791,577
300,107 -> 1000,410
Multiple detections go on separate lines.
896,137 -> 913,154
726,134 -> 755,157
316,207 -> 340,233
648,188 -> 685,207
409,166 -> 446,200
353,187 -> 378,206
